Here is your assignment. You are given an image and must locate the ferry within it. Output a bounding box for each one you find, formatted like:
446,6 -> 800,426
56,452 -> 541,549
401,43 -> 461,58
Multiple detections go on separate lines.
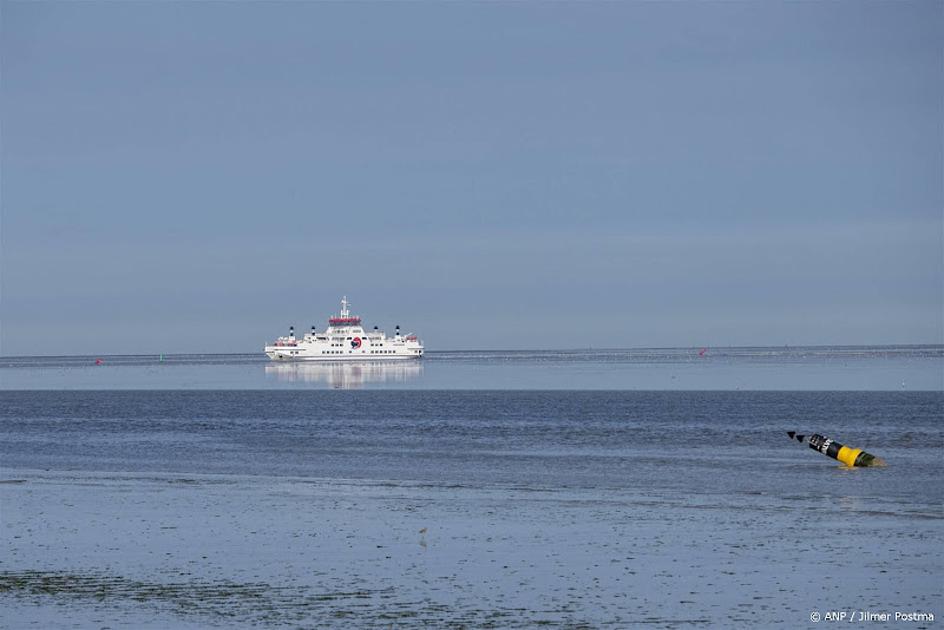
264,296 -> 424,361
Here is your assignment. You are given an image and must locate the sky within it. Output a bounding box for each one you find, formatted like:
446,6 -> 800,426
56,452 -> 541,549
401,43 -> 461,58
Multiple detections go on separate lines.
1,1 -> 941,354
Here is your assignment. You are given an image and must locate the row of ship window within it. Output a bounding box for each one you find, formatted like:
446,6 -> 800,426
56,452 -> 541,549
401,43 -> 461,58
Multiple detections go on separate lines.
320,350 -> 398,354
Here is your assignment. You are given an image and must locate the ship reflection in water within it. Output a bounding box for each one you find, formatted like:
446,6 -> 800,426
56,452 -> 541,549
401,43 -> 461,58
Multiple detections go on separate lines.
264,361 -> 423,389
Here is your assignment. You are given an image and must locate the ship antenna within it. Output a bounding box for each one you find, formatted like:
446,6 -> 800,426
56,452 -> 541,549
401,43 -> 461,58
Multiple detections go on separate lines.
340,295 -> 350,318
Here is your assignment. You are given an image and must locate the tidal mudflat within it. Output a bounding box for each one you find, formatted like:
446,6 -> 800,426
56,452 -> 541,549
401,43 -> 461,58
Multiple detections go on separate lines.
2,469 -> 941,628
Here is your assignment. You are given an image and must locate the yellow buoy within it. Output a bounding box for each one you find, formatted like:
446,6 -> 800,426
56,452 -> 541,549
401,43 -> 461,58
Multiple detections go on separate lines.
787,432 -> 885,467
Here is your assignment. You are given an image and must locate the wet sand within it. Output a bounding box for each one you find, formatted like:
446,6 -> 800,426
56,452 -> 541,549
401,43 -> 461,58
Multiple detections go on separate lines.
2,470 -> 940,627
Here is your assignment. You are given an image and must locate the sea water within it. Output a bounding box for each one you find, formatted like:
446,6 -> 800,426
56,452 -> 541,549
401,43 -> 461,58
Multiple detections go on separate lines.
1,348 -> 942,627
1,345 -> 941,390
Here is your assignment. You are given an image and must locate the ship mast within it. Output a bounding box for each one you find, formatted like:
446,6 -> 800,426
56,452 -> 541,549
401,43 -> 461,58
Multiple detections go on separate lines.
328,295 -> 361,327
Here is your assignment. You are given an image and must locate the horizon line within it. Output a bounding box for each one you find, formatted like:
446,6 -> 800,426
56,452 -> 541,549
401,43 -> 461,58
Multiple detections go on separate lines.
1,343 -> 942,361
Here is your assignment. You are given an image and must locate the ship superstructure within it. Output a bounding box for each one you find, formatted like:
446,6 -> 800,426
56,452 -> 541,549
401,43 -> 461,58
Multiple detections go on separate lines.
265,296 -> 424,361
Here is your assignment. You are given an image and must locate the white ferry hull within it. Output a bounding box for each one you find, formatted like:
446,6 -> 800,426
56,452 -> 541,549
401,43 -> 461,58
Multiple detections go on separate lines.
265,351 -> 420,362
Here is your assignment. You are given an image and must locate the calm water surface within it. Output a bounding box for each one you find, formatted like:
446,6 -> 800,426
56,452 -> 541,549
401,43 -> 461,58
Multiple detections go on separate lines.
1,346 -> 941,390
2,390 -> 941,506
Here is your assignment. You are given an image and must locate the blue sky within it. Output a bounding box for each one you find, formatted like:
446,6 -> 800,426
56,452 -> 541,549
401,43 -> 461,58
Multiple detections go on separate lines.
2,1 -> 941,354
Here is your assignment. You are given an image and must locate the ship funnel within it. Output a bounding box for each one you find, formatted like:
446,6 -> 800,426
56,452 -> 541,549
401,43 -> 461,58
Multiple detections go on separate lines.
289,325 -> 295,340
